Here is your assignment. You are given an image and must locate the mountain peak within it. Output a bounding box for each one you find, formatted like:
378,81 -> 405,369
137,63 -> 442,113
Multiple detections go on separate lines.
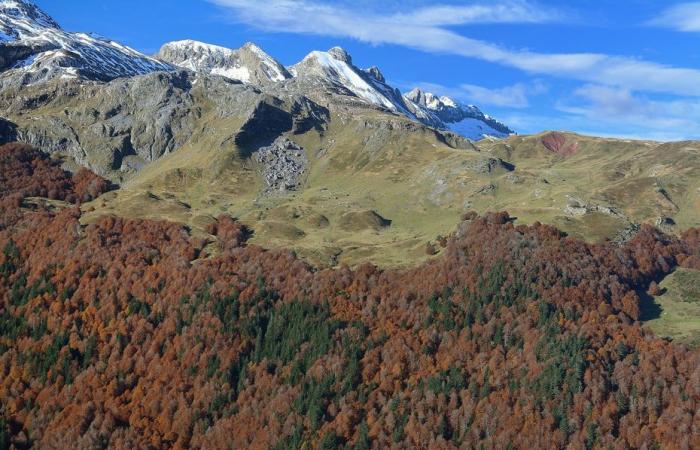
405,88 -> 444,110
0,0 -> 60,41
241,41 -> 267,56
0,1 -> 171,83
405,88 -> 425,102
157,39 -> 290,85
327,46 -> 352,64
0,0 -> 58,27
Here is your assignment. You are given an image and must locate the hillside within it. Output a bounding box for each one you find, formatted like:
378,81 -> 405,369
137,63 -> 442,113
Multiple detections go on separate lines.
1,2 -> 698,268
78,125 -> 700,268
1,3 -> 700,449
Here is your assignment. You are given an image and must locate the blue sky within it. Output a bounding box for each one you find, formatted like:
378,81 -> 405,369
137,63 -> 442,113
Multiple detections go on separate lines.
35,0 -> 700,140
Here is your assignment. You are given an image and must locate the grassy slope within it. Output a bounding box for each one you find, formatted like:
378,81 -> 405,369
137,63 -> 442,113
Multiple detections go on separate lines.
81,117 -> 700,267
642,268 -> 700,348
477,133 -> 700,239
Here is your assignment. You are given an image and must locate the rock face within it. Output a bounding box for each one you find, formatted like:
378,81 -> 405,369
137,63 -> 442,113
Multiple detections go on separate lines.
156,40 -> 291,86
254,137 -> 308,193
0,71 -> 276,175
0,0 -> 171,86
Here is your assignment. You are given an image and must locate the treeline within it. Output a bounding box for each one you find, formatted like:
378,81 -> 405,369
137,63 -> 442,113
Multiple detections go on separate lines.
0,143 -> 111,205
0,145 -> 699,449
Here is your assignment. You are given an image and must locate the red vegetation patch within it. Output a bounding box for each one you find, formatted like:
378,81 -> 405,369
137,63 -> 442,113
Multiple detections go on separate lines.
0,142 -> 112,204
0,147 -> 700,449
541,132 -> 580,156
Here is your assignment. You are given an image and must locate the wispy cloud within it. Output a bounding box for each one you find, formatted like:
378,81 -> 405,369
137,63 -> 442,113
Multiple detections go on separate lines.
209,0 -> 700,97
557,84 -> 700,132
459,81 -> 547,108
648,2 -> 700,32
390,1 -> 563,26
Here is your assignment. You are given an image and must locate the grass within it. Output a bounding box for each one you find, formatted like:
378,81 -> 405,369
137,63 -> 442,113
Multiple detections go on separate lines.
642,268 -> 700,348
77,114 -> 700,268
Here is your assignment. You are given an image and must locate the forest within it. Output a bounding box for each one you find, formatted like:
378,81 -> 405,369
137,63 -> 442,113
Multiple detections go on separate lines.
0,142 -> 699,449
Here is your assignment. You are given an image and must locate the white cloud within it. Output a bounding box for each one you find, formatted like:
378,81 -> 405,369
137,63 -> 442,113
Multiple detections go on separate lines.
390,1 -> 563,26
209,0 -> 700,97
458,81 -> 547,108
648,2 -> 700,32
557,84 -> 700,131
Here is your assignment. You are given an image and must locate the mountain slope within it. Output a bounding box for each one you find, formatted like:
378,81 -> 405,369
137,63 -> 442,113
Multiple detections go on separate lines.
0,0 -> 171,85
157,40 -> 291,85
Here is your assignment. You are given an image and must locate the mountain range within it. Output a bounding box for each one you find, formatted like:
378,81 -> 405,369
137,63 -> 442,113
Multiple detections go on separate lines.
0,0 -> 512,141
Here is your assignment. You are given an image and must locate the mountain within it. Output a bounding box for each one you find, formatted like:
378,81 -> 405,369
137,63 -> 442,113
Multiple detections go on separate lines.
288,47 -> 512,140
405,88 -> 514,139
289,47 -> 414,114
155,40 -> 512,141
156,40 -> 291,86
0,0 -> 513,141
0,0 -> 171,85
1,5 -> 700,448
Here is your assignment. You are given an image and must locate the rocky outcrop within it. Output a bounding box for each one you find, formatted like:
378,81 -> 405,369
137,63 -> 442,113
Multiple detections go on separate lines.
254,137 -> 308,193
564,195 -> 627,220
465,157 -> 514,174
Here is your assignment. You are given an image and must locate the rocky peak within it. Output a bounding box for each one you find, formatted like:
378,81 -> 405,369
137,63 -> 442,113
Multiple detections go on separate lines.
0,0 -> 172,85
365,66 -> 385,83
327,46 -> 352,64
405,88 -> 445,111
156,40 -> 290,86
403,88 -> 514,139
0,0 -> 60,40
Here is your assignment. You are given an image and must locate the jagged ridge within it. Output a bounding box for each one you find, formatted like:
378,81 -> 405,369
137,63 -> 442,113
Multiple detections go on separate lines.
157,40 -> 290,86
0,0 -> 513,142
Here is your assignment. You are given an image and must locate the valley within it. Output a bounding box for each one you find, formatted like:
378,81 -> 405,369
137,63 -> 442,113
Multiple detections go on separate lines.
1,1 -> 699,449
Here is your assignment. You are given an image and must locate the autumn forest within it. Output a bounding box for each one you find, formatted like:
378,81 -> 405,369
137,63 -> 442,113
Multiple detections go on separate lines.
1,142 -> 699,449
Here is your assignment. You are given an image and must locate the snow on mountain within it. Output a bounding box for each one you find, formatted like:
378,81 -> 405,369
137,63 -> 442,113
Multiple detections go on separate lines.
156,40 -> 291,85
289,47 -> 513,140
290,47 -> 399,111
0,0 -> 59,38
0,1 -> 513,140
405,88 -> 515,140
0,0 -> 171,84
